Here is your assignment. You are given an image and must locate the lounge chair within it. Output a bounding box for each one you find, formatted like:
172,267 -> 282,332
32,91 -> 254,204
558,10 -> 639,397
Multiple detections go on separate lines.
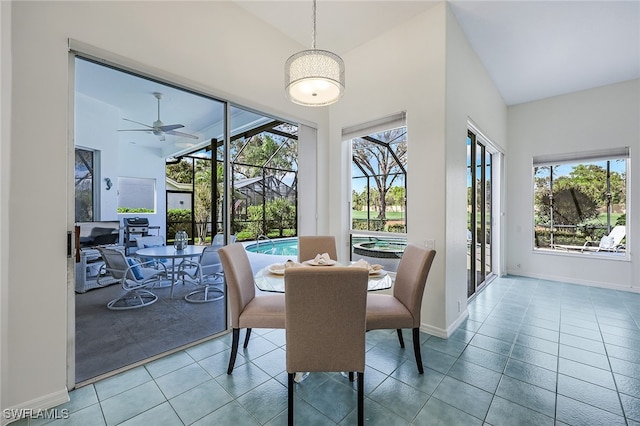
582,225 -> 626,252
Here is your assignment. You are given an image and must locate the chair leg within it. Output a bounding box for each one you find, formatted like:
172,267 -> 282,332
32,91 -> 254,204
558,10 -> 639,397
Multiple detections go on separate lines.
396,329 -> 405,348
243,328 -> 252,348
227,328 -> 240,375
288,373 -> 294,426
412,327 -> 424,374
357,371 -> 364,426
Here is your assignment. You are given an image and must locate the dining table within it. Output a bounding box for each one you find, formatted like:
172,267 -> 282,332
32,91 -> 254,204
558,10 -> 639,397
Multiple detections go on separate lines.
253,260 -> 394,293
254,260 -> 393,383
135,245 -> 206,297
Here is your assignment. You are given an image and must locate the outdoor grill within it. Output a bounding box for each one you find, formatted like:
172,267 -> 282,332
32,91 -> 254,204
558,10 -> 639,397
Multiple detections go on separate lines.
123,217 -> 151,254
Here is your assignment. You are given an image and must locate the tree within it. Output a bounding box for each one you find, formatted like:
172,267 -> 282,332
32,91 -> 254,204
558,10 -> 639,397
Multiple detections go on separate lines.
266,198 -> 296,237
388,186 -> 405,208
166,158 -> 214,244
230,133 -> 297,180
166,159 -> 194,184
351,128 -> 407,220
193,165 -> 212,244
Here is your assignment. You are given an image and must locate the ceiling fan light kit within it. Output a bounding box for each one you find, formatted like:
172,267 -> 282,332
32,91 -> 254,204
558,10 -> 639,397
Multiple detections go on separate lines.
118,92 -> 199,141
285,0 -> 345,107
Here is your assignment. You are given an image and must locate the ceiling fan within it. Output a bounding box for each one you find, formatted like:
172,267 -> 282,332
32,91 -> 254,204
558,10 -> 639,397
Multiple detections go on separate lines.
118,92 -> 199,141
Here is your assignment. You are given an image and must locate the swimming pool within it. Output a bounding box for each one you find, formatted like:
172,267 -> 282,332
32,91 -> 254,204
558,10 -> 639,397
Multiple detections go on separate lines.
244,238 -> 299,256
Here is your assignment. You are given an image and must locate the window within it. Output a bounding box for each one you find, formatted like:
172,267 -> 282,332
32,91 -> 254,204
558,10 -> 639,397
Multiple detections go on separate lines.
117,177 -> 156,213
75,148 -> 97,221
345,113 -> 407,272
533,148 -> 628,255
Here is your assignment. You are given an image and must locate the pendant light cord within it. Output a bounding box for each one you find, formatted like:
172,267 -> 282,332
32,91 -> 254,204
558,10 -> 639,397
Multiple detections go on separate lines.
312,0 -> 317,49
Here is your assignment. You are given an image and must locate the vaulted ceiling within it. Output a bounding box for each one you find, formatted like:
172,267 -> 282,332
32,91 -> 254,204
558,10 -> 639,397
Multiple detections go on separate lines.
75,1 -> 640,156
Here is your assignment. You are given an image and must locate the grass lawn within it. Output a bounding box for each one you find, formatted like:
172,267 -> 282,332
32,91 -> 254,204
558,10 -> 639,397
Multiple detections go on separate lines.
352,211 -> 405,220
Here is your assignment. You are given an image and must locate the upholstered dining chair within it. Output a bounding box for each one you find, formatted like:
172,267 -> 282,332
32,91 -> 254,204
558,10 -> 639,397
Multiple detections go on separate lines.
176,245 -> 225,303
285,266 -> 369,426
97,247 -> 167,310
365,244 -> 436,374
218,243 -> 286,374
297,235 -> 338,263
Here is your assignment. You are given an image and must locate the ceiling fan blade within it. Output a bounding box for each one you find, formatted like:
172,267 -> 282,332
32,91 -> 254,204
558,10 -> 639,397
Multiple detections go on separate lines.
165,130 -> 199,140
122,118 -> 153,128
117,129 -> 152,132
158,124 -> 184,132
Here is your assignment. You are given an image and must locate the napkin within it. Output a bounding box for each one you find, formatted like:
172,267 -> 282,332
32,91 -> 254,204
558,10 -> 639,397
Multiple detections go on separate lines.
350,259 -> 370,270
269,260 -> 300,273
350,259 -> 384,273
284,259 -> 300,268
313,253 -> 332,264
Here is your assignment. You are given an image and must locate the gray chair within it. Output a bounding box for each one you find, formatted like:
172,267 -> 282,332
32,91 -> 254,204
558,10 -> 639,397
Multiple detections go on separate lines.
218,243 -> 286,374
285,266 -> 369,426
297,235 -> 338,263
365,244 -> 436,374
177,245 -> 225,303
97,247 -> 167,310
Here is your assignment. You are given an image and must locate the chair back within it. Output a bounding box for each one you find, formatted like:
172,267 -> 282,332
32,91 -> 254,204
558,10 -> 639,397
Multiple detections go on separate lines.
218,243 -> 256,328
212,233 -> 237,246
393,244 -> 436,327
285,266 -> 368,373
98,247 -> 135,281
136,235 -> 165,249
298,235 -> 338,263
199,245 -> 223,277
602,225 -> 626,249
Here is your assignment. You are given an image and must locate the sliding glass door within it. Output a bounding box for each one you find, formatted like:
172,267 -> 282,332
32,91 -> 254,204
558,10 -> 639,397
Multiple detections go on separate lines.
467,129 -> 493,298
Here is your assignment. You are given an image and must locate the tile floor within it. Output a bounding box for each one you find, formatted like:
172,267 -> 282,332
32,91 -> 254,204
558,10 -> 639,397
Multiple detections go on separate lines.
14,275 -> 640,425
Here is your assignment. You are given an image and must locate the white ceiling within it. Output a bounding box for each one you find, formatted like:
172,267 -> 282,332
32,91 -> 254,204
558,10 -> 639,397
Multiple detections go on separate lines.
76,1 -> 639,155
236,0 -> 640,105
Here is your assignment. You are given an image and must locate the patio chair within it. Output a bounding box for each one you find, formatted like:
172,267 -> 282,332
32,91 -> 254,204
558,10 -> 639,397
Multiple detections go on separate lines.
298,235 -> 338,263
176,245 -> 225,303
365,243 -> 436,374
136,235 -> 166,259
212,233 -> 237,245
97,247 -> 167,310
582,225 -> 626,253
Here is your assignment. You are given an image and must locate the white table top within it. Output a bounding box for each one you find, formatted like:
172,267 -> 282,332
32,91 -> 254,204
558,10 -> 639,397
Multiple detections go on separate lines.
135,245 -> 206,259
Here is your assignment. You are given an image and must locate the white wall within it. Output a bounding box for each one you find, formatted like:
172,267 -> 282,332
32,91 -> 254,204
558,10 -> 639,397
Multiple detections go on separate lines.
6,0 -> 326,412
443,7 -> 507,331
329,3 -> 507,335
330,3 -> 447,327
75,93 -> 121,220
0,0 -> 11,416
507,79 -> 640,290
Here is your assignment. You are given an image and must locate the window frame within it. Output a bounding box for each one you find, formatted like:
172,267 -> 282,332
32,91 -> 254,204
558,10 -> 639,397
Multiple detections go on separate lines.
532,148 -> 629,259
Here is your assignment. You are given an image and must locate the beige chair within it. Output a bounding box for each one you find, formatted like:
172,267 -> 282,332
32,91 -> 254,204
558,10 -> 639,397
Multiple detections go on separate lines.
285,266 -> 369,426
97,247 -> 167,310
218,243 -> 286,374
297,235 -> 338,262
365,244 -> 436,374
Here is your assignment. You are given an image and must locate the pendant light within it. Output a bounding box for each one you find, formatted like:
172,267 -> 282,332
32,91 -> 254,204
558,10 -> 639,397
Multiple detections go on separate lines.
285,0 -> 345,106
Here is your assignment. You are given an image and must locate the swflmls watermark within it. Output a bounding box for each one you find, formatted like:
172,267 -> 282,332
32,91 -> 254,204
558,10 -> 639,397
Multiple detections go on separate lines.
3,408 -> 70,420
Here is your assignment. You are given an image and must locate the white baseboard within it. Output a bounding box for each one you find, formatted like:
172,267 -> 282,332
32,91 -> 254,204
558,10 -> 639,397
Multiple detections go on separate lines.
420,309 -> 469,339
1,387 -> 69,426
505,270 -> 640,293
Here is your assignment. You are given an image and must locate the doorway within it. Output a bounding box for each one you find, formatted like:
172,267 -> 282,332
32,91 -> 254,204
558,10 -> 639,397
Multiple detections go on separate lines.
467,128 -> 495,298
72,55 -> 230,384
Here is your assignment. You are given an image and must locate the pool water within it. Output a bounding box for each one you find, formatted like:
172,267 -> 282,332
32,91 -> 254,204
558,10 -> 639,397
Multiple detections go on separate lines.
245,238 -> 299,256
